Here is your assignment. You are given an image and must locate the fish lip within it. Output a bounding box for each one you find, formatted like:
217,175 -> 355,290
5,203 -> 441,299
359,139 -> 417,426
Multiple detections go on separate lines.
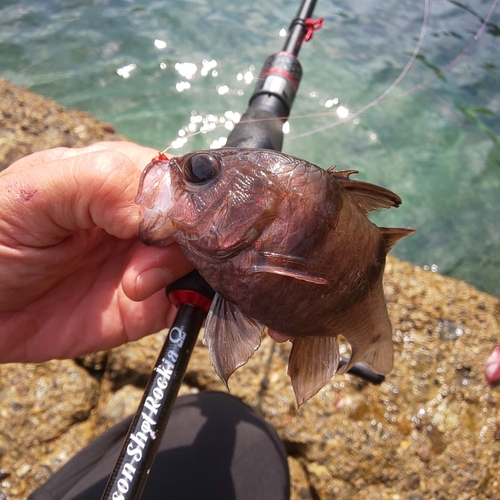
136,157 -> 177,245
136,156 -> 175,210
138,213 -> 176,246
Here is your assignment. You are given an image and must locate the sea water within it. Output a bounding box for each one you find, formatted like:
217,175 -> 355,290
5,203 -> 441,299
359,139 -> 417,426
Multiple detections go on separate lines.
0,0 -> 499,296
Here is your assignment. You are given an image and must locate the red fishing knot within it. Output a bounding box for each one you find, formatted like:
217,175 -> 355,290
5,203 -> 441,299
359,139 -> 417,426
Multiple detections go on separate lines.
150,151 -> 170,163
304,17 -> 324,42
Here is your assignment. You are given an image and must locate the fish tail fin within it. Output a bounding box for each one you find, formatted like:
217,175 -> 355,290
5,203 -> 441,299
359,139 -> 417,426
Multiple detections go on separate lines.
288,336 -> 340,406
203,294 -> 265,387
340,332 -> 394,376
365,331 -> 394,374
338,288 -> 395,376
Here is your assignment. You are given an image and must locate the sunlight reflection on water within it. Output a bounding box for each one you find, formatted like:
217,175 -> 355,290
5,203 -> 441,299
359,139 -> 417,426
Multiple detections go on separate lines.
0,0 -> 498,296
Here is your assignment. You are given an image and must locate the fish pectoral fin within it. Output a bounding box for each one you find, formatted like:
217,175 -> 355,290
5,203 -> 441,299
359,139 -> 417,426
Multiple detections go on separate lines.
380,227 -> 415,252
247,251 -> 329,285
288,336 -> 340,406
203,293 -> 265,387
334,175 -> 403,215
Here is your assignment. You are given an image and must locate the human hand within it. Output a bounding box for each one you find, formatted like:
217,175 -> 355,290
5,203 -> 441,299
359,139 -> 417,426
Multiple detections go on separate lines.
0,142 -> 193,363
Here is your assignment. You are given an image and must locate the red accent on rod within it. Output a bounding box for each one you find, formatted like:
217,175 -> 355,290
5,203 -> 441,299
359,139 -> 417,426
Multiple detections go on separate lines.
303,17 -> 324,42
260,67 -> 299,89
168,290 -> 212,313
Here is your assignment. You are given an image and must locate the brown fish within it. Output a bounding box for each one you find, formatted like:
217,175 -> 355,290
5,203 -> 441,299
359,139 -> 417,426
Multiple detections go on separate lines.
136,148 -> 413,404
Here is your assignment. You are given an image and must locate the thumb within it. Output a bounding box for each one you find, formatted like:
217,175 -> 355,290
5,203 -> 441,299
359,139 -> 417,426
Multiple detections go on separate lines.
0,148 -> 147,247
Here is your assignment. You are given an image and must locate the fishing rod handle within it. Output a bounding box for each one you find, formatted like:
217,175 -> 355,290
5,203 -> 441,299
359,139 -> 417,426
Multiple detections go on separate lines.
248,52 -> 302,119
246,0 -> 320,118
100,303 -> 205,500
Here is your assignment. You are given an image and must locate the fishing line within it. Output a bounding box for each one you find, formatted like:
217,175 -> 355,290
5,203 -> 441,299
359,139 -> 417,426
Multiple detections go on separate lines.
162,0 -> 497,151
291,0 -> 430,139
402,0 -> 499,95
161,0 -> 429,149
291,0 -> 498,138
474,0 -> 499,39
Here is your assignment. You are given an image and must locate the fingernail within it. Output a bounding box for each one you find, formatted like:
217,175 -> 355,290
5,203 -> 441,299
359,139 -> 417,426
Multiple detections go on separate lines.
135,267 -> 171,300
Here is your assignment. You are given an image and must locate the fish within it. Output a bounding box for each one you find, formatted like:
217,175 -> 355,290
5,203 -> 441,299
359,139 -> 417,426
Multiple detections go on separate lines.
136,148 -> 414,405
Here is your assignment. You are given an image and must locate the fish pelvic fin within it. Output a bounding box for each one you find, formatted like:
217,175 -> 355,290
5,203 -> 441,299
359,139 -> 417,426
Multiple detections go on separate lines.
287,336 -> 340,406
203,293 -> 265,388
380,227 -> 415,252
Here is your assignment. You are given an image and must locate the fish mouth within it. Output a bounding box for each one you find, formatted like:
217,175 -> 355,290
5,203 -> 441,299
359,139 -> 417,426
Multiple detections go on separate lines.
135,157 -> 174,210
138,216 -> 176,246
136,157 -> 176,245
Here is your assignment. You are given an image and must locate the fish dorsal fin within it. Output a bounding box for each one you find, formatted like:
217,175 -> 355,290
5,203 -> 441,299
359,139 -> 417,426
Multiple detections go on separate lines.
287,336 -> 340,406
203,293 -> 265,387
335,175 -> 403,215
327,166 -> 359,179
380,227 -> 415,252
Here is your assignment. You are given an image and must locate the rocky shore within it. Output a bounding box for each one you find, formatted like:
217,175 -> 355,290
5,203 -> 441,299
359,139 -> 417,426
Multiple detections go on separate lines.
0,80 -> 499,500
0,79 -> 122,172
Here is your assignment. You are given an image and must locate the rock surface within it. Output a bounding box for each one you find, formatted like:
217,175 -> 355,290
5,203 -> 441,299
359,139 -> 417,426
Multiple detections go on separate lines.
0,80 -> 499,500
0,78 -> 122,172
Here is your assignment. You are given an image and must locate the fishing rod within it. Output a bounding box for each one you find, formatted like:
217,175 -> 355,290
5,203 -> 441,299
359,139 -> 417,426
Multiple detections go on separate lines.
100,2 -> 319,499
101,1 -> 380,498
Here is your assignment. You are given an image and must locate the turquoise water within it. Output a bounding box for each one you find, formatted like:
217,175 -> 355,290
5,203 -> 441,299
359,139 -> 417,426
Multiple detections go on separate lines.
1,0 -> 499,296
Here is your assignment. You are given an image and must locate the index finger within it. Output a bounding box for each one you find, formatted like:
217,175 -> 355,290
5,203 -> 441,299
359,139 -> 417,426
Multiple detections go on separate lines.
8,141 -> 167,173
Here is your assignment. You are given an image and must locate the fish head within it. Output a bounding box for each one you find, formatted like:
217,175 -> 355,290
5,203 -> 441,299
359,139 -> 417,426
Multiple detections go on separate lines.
136,149 -> 280,257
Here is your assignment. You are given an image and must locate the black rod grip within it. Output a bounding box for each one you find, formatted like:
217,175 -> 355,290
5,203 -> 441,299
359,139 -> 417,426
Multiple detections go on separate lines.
100,304 -> 205,500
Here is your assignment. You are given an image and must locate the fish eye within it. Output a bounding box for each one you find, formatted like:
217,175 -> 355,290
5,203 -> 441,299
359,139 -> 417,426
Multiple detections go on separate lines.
183,153 -> 221,185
